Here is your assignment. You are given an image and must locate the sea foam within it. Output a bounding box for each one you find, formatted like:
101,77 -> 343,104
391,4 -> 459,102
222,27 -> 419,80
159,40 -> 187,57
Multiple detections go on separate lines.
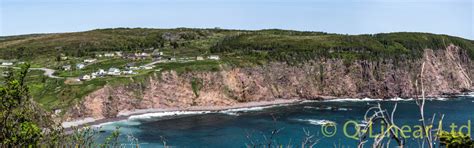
294,119 -> 336,126
128,111 -> 212,120
218,105 -> 282,116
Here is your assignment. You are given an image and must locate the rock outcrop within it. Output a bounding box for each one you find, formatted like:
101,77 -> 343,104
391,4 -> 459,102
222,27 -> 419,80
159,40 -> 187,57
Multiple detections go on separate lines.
65,45 -> 474,120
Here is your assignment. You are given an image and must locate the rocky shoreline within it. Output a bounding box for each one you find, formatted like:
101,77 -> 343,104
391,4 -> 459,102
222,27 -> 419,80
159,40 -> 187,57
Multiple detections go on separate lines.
62,91 -> 474,130
62,99 -> 301,129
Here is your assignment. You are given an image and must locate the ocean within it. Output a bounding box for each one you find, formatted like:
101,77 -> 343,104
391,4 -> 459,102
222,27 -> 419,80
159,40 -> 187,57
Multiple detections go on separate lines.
95,95 -> 474,147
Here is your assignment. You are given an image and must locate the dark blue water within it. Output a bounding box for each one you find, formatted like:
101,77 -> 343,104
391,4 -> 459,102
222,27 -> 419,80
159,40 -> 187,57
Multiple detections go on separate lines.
97,96 -> 474,147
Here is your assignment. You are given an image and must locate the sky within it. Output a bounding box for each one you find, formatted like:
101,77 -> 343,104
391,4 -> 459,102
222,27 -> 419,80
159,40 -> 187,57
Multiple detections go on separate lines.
1,0 -> 473,39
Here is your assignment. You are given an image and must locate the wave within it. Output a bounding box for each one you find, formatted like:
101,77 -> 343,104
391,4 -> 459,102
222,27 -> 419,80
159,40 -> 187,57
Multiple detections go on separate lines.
303,106 -> 351,111
128,111 -> 212,120
322,97 -> 415,102
457,92 -> 474,97
219,105 -> 284,116
305,97 -> 458,102
293,119 -> 336,126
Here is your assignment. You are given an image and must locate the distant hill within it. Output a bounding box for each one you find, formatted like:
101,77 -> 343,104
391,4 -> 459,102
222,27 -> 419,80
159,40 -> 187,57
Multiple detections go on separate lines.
1,28 -> 473,63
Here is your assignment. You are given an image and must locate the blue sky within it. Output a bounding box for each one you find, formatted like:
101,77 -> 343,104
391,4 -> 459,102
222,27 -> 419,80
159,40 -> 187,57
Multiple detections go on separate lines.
1,0 -> 473,39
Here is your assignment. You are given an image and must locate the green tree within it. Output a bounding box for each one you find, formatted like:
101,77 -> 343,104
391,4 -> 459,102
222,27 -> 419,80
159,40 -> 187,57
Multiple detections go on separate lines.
0,64 -> 44,145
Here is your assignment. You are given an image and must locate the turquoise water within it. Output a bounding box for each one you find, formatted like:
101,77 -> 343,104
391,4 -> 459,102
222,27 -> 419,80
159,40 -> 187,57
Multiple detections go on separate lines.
96,96 -> 474,147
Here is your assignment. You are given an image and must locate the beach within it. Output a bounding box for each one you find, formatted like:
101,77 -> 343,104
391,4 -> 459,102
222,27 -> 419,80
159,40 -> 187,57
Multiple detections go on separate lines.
62,99 -> 302,129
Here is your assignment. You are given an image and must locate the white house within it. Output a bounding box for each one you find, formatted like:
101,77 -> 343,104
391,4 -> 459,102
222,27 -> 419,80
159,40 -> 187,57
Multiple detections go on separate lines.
115,52 -> 123,57
126,63 -> 139,70
79,74 -> 91,81
104,53 -> 115,57
62,65 -> 71,71
97,69 -> 106,75
84,58 -> 97,63
123,70 -> 137,75
196,56 -> 204,61
208,55 -> 220,60
1,62 -> 13,66
76,63 -> 85,69
108,68 -> 121,75
139,65 -> 153,70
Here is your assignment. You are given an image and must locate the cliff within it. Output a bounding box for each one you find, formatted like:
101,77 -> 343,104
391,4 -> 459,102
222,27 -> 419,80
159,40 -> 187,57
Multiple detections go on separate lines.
65,45 -> 473,120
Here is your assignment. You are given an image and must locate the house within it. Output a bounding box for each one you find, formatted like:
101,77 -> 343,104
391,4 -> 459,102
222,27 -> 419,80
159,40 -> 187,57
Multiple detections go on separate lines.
124,54 -> 137,60
104,53 -> 115,57
97,69 -> 106,75
208,55 -> 220,60
196,56 -> 204,61
122,70 -> 137,75
139,65 -> 153,70
126,63 -> 138,70
108,68 -> 121,75
62,65 -> 71,71
1,71 -> 9,77
1,62 -> 13,66
79,74 -> 91,81
76,63 -> 85,69
115,52 -> 123,57
152,50 -> 163,59
137,52 -> 150,59
84,58 -> 97,63
169,57 -> 176,61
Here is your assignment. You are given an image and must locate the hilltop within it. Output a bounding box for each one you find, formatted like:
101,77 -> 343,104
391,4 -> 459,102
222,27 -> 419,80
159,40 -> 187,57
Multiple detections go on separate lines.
1,28 -> 473,65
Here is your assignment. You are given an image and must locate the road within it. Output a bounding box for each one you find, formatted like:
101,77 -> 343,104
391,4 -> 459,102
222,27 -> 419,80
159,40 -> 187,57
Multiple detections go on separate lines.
1,66 -> 62,79
143,60 -> 163,67
30,68 -> 62,79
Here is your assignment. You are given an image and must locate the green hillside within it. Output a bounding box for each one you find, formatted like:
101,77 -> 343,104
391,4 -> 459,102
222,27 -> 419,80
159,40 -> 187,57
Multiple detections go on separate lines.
1,28 -> 473,111
1,28 -> 473,67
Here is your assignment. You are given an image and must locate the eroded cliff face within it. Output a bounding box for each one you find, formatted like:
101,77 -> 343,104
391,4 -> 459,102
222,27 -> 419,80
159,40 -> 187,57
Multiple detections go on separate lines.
65,45 -> 474,120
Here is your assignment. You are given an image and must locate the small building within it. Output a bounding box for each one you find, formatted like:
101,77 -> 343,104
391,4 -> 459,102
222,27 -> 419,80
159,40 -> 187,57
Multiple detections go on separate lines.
108,68 -> 121,75
76,63 -> 85,69
60,56 -> 68,60
79,74 -> 91,81
169,57 -> 176,61
97,69 -> 106,76
126,63 -> 138,70
208,55 -> 220,60
196,56 -> 204,61
95,54 -> 103,58
115,52 -> 123,57
123,70 -> 137,75
137,52 -> 150,59
1,62 -> 13,66
62,65 -> 71,71
84,58 -> 97,63
152,50 -> 163,59
104,53 -> 115,57
140,65 -> 153,70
